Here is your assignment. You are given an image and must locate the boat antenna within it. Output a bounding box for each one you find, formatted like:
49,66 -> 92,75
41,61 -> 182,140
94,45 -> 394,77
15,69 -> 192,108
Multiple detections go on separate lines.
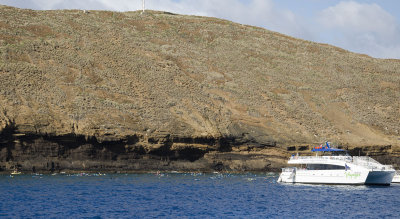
141,0 -> 145,14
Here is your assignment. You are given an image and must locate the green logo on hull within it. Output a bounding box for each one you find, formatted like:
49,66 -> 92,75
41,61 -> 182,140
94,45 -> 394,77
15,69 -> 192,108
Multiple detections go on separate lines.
345,172 -> 361,179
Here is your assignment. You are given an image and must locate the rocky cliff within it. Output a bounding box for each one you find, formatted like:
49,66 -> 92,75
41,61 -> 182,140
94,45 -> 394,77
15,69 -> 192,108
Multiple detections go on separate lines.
0,6 -> 399,172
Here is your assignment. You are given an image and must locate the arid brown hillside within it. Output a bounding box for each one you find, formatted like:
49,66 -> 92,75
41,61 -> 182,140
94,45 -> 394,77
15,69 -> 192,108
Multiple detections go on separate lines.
0,6 -> 399,172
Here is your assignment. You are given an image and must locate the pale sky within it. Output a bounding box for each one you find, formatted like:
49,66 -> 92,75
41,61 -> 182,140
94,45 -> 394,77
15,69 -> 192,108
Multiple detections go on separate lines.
1,0 -> 399,59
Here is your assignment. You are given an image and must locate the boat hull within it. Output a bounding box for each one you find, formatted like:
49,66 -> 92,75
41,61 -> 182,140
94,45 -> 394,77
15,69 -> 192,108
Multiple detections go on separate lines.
279,169 -> 369,185
365,170 -> 395,185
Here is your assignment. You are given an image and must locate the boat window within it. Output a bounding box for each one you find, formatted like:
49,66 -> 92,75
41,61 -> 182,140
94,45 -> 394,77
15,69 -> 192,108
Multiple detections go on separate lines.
307,164 -> 345,170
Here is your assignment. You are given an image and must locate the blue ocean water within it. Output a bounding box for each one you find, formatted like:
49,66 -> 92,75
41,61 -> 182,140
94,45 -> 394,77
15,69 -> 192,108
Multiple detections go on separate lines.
1,173 -> 399,218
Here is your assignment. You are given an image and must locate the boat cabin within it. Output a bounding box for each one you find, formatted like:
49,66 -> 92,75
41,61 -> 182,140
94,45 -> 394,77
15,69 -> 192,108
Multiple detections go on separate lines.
289,142 -> 351,170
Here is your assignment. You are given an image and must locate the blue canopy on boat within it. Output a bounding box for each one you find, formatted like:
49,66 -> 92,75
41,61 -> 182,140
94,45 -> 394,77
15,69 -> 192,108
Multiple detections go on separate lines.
311,142 -> 346,152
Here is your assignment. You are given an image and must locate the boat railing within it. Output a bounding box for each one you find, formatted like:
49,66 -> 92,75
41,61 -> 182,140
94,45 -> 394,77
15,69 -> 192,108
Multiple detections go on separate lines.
290,156 -> 352,162
290,156 -> 393,170
281,167 -> 296,172
352,157 -> 394,170
352,156 -> 380,165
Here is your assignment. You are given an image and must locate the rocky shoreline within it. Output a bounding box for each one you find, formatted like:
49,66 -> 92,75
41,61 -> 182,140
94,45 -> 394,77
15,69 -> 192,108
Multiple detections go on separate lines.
0,124 -> 288,173
2,125 -> 399,173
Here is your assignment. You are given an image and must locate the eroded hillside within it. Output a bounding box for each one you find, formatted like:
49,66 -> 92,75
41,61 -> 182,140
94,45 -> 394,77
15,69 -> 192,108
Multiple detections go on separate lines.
0,6 -> 399,172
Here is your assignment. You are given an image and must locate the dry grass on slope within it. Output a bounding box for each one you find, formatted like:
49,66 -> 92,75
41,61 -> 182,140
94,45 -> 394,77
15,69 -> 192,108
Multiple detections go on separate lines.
0,6 -> 399,147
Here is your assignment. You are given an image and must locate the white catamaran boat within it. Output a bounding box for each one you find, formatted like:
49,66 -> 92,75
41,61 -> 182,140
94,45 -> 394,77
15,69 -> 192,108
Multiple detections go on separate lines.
278,142 -> 395,185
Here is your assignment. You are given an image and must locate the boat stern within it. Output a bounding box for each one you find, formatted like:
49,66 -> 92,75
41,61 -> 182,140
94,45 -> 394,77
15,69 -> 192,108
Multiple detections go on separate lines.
278,167 -> 296,183
392,171 -> 400,183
